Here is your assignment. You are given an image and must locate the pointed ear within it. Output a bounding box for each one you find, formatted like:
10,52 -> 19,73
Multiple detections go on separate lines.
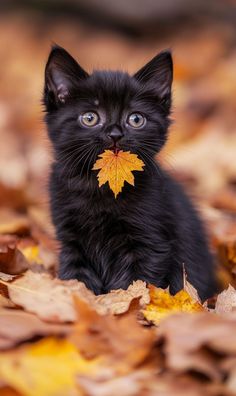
134,50 -> 173,102
44,45 -> 88,111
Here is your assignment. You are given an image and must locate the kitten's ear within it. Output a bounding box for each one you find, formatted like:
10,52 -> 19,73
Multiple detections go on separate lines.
44,45 -> 88,111
134,50 -> 173,102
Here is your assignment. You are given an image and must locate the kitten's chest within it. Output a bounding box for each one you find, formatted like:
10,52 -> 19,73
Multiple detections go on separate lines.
71,193 -> 138,252
75,196 -> 125,238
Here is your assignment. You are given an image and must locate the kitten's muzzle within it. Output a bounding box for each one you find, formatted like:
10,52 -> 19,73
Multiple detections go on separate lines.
107,127 -> 124,144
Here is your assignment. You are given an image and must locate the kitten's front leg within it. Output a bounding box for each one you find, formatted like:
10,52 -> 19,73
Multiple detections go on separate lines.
104,247 -> 170,292
58,243 -> 103,295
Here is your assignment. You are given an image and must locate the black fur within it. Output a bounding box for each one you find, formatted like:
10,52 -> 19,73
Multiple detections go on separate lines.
43,45 -> 216,300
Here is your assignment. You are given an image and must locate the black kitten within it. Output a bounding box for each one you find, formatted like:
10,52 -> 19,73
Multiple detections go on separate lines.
44,45 -> 216,300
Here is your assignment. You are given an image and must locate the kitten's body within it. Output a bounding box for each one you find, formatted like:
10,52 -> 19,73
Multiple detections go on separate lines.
44,46 -> 216,300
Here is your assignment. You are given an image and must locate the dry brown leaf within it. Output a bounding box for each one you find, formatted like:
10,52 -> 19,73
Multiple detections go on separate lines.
71,297 -> 156,371
94,280 -> 150,315
0,271 -> 93,322
183,270 -> 201,303
0,271 -> 149,322
170,122 -> 236,196
0,309 -> 70,350
143,285 -> 204,325
92,150 -> 145,197
159,312 -> 236,380
215,285 -> 236,316
0,244 -> 29,275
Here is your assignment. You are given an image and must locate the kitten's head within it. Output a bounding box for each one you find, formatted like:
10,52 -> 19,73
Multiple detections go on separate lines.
44,45 -> 173,177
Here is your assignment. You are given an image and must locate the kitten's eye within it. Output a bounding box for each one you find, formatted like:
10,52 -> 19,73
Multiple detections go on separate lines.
127,113 -> 145,128
80,112 -> 99,127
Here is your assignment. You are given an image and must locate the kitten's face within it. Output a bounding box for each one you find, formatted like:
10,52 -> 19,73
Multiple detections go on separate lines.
44,46 -> 173,178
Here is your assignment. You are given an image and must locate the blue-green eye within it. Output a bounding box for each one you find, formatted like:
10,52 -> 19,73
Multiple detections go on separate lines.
81,112 -> 99,127
128,113 -> 145,128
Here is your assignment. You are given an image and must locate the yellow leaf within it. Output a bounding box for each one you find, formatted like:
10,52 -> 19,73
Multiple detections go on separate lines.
92,150 -> 145,197
0,337 -> 100,396
19,246 -> 42,265
143,285 -> 204,326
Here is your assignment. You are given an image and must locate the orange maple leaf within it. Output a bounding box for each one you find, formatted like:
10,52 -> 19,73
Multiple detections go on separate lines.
143,285 -> 204,325
92,150 -> 145,197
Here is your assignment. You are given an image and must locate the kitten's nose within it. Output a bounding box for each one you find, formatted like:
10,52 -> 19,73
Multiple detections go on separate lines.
107,128 -> 123,144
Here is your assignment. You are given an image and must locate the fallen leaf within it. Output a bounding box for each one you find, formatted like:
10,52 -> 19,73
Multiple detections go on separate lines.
0,272 -> 150,322
170,126 -> 236,196
92,150 -> 144,197
18,240 -> 57,272
0,244 -> 29,275
159,312 -> 236,380
18,244 -> 55,273
71,297 -> 155,371
0,309 -> 70,350
0,271 -> 93,322
183,269 -> 201,303
143,285 -> 204,325
0,337 -> 100,396
94,280 -> 150,315
19,245 -> 42,265
215,284 -> 236,316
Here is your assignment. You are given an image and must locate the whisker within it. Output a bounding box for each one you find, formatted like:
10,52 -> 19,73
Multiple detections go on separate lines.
86,146 -> 100,183
136,148 -> 162,179
57,143 -> 95,172
76,146 -> 96,182
57,141 -> 93,156
66,145 -> 94,187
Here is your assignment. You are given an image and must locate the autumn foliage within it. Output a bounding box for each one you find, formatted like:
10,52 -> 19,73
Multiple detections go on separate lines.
0,6 -> 236,396
92,150 -> 145,197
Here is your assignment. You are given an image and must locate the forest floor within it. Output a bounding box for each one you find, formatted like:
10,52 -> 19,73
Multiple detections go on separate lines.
0,12 -> 236,396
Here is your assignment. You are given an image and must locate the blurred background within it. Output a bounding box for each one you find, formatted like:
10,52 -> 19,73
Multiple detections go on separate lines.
0,0 -> 236,288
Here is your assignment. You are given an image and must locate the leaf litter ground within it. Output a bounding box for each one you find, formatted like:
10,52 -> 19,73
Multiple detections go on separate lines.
0,11 -> 236,396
